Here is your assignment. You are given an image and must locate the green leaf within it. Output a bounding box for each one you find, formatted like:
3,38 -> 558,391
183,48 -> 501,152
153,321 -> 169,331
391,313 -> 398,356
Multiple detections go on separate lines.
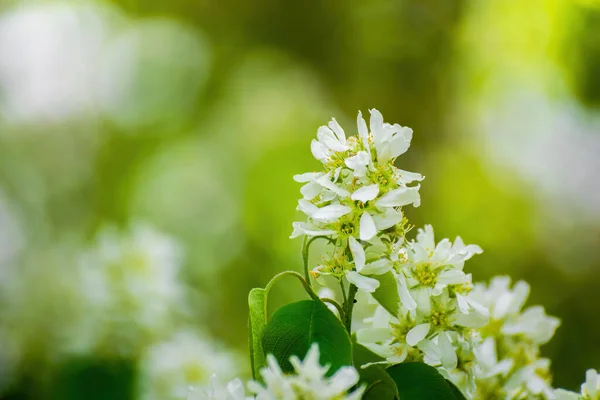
371,271 -> 400,316
446,379 -> 468,400
352,340 -> 398,400
386,363 -> 461,400
262,299 -> 351,375
248,288 -> 268,380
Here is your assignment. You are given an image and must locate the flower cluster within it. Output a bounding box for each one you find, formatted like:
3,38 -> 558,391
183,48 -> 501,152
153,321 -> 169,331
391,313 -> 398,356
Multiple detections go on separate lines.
554,369 -> 600,400
288,109 -> 568,400
192,345 -> 363,400
469,277 -> 560,399
356,225 -> 489,392
291,109 -> 422,292
248,344 -> 364,400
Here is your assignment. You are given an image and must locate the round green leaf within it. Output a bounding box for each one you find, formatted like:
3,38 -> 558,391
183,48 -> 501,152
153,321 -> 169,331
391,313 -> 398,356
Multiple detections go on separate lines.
386,363 -> 460,400
262,299 -> 352,375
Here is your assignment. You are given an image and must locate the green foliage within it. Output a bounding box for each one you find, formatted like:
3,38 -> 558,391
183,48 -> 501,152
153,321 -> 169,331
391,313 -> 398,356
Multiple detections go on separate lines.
386,363 -> 464,400
248,288 -> 268,381
352,340 -> 398,400
371,271 -> 400,317
50,358 -> 135,400
261,299 -> 351,376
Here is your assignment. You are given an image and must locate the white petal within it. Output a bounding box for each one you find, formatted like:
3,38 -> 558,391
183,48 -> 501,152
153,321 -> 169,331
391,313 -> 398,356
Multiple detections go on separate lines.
293,172 -> 323,182
417,225 -> 435,250
456,293 -> 470,314
376,186 -> 421,207
372,208 -> 404,230
290,222 -> 336,238
406,323 -> 430,346
437,269 -> 467,285
369,108 -> 384,136
552,389 -> 581,400
493,292 -> 513,319
348,236 -> 366,272
311,139 -> 329,162
361,259 -> 392,275
328,117 -> 346,144
583,369 -> 599,397
313,204 -> 352,221
316,172 -> 351,197
438,332 -> 458,370
317,125 -> 347,152
329,366 -> 359,393
397,169 -> 424,184
357,111 -> 369,147
346,271 -> 379,293
351,184 -> 380,202
345,151 -> 370,172
389,126 -> 413,158
417,339 -> 441,364
397,273 -> 417,311
300,181 -> 323,200
359,212 -> 378,241
356,327 -> 393,343
297,199 -> 319,217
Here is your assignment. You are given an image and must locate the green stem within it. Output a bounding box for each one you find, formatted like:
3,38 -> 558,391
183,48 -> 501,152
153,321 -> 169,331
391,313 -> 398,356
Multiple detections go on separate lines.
321,298 -> 345,317
302,235 -> 335,289
302,235 -> 310,284
265,271 -> 318,300
343,283 -> 358,334
340,278 -> 348,305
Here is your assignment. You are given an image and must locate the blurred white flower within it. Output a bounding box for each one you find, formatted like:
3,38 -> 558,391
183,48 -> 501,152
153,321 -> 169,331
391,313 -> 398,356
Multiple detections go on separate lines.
0,2 -> 122,122
248,344 -> 364,400
0,2 -> 209,126
554,369 -> 600,400
73,223 -> 185,354
187,375 -> 250,400
469,276 -> 560,399
140,330 -> 240,400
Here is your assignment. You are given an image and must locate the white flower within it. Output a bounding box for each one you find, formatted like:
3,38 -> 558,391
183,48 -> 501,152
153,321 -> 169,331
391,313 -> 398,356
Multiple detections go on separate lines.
249,344 -> 364,400
582,369 -> 600,399
470,277 -> 560,345
396,225 -> 487,326
188,375 -> 250,400
470,277 -> 560,399
73,223 -> 185,354
139,330 -> 240,400
292,109 -> 422,243
503,358 -> 555,399
361,109 -> 414,164
554,369 -> 600,400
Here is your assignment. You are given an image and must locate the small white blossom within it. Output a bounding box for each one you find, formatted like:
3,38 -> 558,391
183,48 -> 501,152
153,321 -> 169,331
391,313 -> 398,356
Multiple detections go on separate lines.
73,223 -> 185,354
139,330 -> 240,400
249,344 -> 364,400
188,375 -> 251,400
469,277 -> 560,399
554,369 -> 600,400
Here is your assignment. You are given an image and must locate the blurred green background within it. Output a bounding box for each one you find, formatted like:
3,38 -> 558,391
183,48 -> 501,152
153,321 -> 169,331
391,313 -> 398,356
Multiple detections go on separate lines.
0,0 -> 599,398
